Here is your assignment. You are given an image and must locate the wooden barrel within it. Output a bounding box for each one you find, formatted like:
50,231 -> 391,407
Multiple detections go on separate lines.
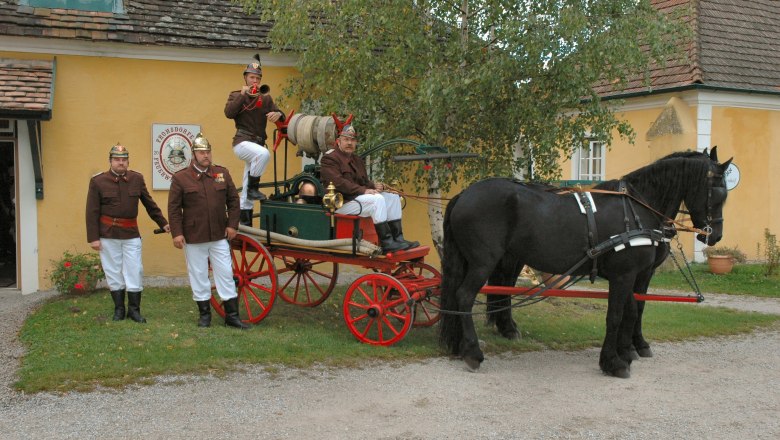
286,114 -> 337,156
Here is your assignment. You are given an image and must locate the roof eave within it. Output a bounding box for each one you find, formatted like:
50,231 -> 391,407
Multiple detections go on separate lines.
598,83 -> 780,101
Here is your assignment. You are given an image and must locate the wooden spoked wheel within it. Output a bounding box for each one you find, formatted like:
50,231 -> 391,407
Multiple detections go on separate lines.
210,234 -> 277,324
342,273 -> 413,346
274,255 -> 339,307
392,262 -> 442,327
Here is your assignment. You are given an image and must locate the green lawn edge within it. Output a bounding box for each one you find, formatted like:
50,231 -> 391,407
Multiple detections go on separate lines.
15,285 -> 779,393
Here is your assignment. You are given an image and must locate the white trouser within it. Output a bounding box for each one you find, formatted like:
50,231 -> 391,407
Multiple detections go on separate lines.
335,192 -> 402,223
99,237 -> 143,292
233,140 -> 271,210
183,239 -> 237,302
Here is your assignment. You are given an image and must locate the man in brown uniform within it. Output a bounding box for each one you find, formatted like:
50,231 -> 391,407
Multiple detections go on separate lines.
320,124 -> 418,253
86,144 -> 170,323
224,54 -> 286,226
167,133 -> 248,329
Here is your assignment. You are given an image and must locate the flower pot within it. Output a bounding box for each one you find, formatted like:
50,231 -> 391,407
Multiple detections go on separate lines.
707,255 -> 734,275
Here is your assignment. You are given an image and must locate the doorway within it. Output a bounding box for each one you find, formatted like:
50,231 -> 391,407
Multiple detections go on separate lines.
0,138 -> 17,288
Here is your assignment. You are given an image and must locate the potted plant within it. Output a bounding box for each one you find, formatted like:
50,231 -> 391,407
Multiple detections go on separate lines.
702,245 -> 747,275
48,251 -> 105,294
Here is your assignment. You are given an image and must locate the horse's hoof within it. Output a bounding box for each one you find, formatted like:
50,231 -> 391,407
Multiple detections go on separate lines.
464,357 -> 482,372
637,347 -> 654,358
611,368 -> 631,379
627,349 -> 640,361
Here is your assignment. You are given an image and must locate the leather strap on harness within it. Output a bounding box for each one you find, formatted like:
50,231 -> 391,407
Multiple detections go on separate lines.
100,215 -> 138,228
576,192 -> 600,282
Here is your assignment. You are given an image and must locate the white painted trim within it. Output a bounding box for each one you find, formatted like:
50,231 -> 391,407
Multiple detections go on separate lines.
0,36 -> 299,66
611,89 -> 780,113
16,122 -> 39,294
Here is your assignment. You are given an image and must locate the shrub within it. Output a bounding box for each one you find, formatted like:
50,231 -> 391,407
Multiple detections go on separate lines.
763,228 -> 780,276
48,251 -> 104,294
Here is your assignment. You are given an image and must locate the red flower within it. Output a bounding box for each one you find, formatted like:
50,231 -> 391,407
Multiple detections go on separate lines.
74,283 -> 84,290
64,262 -> 72,268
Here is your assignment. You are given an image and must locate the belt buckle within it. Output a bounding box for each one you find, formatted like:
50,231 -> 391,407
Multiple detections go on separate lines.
112,218 -> 118,226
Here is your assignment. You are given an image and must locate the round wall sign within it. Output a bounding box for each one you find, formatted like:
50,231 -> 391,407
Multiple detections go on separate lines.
724,163 -> 740,191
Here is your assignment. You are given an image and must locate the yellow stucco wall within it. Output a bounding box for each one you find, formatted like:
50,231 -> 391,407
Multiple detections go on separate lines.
711,106 -> 780,259
5,50 -> 778,287
1,51 -> 301,287
562,94 -> 780,261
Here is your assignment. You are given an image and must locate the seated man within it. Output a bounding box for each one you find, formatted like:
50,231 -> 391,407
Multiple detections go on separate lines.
319,123 -> 418,253
295,181 -> 320,204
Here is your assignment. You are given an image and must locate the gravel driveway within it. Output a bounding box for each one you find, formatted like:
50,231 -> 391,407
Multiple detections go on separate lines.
1,289 -> 778,439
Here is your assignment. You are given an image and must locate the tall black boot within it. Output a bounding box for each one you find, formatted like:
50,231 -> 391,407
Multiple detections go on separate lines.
126,291 -> 147,323
388,219 -> 419,248
240,209 -> 254,227
110,289 -> 126,321
246,176 -> 266,201
223,297 -> 250,330
375,222 -> 411,253
196,300 -> 212,328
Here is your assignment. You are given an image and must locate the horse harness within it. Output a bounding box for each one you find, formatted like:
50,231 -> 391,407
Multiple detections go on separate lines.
572,181 -> 667,282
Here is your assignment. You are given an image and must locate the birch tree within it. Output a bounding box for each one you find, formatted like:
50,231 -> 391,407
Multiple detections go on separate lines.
237,0 -> 689,254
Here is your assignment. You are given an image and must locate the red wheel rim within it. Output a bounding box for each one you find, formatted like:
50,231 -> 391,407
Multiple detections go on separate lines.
342,273 -> 412,346
274,256 -> 338,307
393,262 -> 442,327
210,234 -> 277,324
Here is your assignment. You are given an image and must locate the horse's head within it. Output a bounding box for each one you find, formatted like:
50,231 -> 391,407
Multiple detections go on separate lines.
686,147 -> 732,245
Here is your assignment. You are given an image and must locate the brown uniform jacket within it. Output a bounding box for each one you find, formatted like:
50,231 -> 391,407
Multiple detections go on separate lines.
319,147 -> 376,202
167,163 -> 240,244
86,170 -> 168,242
224,90 -> 285,146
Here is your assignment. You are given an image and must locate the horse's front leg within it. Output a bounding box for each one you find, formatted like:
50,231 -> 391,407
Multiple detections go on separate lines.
632,299 -> 653,357
617,295 -> 639,364
631,271 -> 654,358
600,278 -> 635,378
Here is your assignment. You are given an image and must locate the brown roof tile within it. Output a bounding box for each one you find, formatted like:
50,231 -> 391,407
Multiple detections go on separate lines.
599,0 -> 780,97
0,58 -> 53,118
0,0 -> 273,50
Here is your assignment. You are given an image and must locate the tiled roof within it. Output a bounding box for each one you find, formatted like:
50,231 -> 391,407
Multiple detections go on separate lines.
0,58 -> 53,119
698,0 -> 780,93
1,0 -> 778,98
0,0 -> 272,49
597,0 -> 780,98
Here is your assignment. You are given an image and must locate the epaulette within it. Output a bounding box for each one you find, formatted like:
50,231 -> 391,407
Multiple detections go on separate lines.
324,149 -> 335,155
91,171 -> 104,178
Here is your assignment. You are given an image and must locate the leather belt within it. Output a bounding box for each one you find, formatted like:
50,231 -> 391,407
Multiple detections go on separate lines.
100,215 -> 138,228
236,129 -> 265,144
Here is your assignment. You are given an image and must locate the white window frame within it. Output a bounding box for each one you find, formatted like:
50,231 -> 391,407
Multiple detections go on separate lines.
572,140 -> 606,181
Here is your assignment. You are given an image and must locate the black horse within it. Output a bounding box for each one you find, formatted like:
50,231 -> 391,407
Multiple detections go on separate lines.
439,148 -> 731,378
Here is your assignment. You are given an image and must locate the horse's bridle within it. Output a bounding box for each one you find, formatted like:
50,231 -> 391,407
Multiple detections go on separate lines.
696,168 -> 726,238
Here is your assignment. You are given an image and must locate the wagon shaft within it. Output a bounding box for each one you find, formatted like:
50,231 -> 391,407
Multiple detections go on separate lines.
480,286 -> 701,303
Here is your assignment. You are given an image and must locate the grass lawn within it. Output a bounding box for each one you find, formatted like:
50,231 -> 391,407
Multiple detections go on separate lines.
585,263 -> 780,298
16,284 -> 780,393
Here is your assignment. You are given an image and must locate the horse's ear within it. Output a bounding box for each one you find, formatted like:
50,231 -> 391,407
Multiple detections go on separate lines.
720,157 -> 733,171
709,146 -> 718,162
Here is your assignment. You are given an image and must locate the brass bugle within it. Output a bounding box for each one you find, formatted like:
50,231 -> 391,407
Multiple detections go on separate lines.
247,84 -> 270,98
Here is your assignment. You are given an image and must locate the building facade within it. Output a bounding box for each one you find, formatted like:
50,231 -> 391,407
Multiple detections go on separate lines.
1,0 -> 778,293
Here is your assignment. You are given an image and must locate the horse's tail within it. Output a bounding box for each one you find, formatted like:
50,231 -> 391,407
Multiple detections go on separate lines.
439,193 -> 465,355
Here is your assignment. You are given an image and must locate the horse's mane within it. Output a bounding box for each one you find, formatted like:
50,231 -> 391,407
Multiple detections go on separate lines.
594,150 -> 713,210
